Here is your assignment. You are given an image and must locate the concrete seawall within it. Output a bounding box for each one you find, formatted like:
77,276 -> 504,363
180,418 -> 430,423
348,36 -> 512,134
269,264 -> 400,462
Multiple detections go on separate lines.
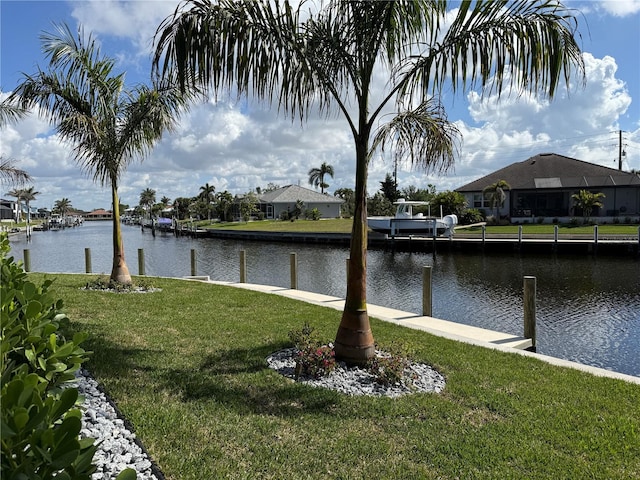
183,276 -> 640,385
191,228 -> 640,256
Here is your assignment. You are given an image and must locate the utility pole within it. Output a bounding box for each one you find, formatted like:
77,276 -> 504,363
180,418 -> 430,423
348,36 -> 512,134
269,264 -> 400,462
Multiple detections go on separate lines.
619,130 -> 623,171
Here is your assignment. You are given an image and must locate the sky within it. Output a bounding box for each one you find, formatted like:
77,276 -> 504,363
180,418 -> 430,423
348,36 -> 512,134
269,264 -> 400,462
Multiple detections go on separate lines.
1,0 -> 639,213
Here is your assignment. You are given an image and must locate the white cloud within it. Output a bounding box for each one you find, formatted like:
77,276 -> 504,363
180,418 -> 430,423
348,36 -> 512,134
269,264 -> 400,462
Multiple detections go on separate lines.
597,0 -> 640,16
432,52 -> 635,188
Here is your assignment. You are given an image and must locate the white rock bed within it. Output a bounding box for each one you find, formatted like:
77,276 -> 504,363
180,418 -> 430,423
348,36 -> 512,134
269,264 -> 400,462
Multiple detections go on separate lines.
75,369 -> 163,480
72,349 -> 444,479
266,348 -> 446,397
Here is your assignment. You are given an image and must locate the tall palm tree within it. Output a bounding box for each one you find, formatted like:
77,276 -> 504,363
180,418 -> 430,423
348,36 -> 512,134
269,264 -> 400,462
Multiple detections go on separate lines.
199,183 -> 216,221
9,23 -> 191,284
139,188 -> 157,218
7,188 -> 24,222
8,186 -> 39,236
308,162 -> 334,194
153,0 -> 584,364
483,179 -> 511,220
53,197 -> 72,217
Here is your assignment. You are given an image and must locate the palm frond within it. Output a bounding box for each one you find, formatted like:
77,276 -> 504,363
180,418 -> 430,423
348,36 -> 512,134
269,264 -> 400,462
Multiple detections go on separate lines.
372,97 -> 460,174
400,0 -> 585,100
0,101 -> 29,127
0,157 -> 32,185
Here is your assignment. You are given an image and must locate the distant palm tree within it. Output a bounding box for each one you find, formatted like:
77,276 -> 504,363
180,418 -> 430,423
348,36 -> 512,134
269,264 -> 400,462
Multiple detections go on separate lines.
483,180 -> 511,220
7,188 -> 24,222
9,23 -> 192,283
8,186 -> 39,236
199,183 -> 216,221
308,162 -> 334,194
572,190 -> 605,220
140,188 -> 157,218
53,197 -> 73,217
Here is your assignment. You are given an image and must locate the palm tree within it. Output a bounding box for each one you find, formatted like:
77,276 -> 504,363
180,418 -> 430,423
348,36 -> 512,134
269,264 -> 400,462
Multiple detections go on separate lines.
53,197 -> 73,217
7,188 -> 24,222
9,23 -> 191,284
483,180 -> 511,220
8,186 -> 39,236
308,162 -> 334,194
571,190 -> 605,221
153,0 -> 584,364
140,188 -> 157,218
199,183 -> 216,221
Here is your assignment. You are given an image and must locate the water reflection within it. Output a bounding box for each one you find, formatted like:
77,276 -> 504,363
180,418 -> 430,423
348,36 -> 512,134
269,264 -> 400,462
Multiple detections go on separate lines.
8,221 -> 639,377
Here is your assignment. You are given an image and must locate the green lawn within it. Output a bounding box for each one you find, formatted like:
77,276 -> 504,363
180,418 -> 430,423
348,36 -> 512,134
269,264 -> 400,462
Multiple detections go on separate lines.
456,223 -> 639,235
195,218 -> 354,233
34,273 -> 639,480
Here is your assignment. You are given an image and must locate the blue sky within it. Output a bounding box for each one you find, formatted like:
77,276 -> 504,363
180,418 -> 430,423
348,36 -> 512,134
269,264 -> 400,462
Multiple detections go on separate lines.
1,0 -> 639,212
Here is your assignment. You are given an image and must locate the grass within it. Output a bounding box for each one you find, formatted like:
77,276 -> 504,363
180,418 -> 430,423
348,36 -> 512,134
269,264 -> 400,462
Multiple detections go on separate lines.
195,218 -> 354,233
33,273 -> 640,479
456,223 -> 639,235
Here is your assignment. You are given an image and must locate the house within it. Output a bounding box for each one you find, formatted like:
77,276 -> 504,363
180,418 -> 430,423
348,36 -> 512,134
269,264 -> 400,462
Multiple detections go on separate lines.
0,198 -> 17,220
84,208 -> 113,221
455,153 -> 640,222
244,184 -> 344,219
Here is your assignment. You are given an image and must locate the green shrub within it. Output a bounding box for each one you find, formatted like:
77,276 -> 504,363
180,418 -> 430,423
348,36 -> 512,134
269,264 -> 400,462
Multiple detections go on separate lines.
287,323 -> 336,379
305,208 -> 322,221
0,233 -> 136,479
460,208 -> 484,224
367,342 -> 415,386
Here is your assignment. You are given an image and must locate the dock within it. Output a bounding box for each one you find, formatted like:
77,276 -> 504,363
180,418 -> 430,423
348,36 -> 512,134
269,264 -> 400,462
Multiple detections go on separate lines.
374,232 -> 640,256
186,228 -> 640,256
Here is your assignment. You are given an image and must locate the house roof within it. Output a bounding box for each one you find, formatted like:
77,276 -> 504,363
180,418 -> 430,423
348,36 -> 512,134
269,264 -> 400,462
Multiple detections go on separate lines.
456,153 -> 640,192
86,209 -> 112,215
257,185 -> 344,204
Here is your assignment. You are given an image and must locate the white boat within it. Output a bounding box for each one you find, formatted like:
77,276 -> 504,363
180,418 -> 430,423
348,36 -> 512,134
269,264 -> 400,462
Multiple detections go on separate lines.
367,199 -> 458,237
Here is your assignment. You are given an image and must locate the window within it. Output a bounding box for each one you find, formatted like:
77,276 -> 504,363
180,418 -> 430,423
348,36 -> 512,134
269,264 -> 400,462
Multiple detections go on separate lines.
473,193 -> 485,208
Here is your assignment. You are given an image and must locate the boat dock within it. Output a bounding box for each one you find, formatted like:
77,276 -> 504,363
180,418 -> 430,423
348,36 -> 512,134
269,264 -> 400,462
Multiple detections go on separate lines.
379,232 -> 640,255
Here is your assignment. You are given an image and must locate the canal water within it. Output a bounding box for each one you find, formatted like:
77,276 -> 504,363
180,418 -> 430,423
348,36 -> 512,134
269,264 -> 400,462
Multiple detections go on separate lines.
8,221 -> 640,377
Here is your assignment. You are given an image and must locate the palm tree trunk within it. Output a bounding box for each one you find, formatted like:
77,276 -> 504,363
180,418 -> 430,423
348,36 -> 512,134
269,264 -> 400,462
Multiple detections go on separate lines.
110,182 -> 132,284
334,133 -> 375,366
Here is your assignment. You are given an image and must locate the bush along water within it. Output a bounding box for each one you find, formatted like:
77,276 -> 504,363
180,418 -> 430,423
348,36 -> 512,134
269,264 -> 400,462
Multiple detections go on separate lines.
0,233 -> 136,480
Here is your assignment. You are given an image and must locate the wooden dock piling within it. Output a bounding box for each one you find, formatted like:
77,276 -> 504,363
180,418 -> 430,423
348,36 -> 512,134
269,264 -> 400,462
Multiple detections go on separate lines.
85,248 -> 92,273
422,266 -> 432,317
138,248 -> 145,276
524,276 -> 537,351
